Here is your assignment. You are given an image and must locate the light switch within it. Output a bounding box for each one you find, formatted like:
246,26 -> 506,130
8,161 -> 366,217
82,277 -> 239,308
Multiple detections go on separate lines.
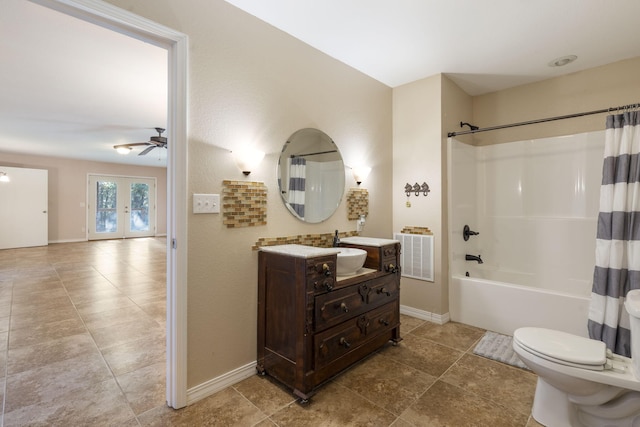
193,194 -> 220,214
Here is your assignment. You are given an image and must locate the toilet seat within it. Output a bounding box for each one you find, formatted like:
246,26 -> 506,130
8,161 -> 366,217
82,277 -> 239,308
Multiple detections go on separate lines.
514,327 -> 607,371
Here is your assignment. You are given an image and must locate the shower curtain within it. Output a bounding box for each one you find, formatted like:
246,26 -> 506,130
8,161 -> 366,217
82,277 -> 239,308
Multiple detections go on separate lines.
588,111 -> 640,356
288,157 -> 306,218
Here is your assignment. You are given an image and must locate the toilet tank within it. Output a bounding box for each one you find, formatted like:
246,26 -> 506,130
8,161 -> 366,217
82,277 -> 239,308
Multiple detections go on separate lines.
624,289 -> 640,380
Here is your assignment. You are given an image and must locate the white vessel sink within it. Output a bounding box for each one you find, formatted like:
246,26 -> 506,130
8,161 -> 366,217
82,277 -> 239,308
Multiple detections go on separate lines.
336,248 -> 367,276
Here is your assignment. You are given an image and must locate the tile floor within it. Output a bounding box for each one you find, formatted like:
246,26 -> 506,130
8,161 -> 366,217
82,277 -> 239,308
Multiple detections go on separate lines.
0,238 -> 543,426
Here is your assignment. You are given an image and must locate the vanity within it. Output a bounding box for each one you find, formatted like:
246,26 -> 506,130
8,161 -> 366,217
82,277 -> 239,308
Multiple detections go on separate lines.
257,237 -> 401,402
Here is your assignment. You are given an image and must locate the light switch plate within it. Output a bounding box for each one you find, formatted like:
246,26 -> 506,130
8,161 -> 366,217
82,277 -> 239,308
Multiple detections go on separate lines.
193,194 -> 220,214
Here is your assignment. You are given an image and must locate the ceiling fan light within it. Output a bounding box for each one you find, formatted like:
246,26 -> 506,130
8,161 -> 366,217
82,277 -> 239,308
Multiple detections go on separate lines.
115,146 -> 132,155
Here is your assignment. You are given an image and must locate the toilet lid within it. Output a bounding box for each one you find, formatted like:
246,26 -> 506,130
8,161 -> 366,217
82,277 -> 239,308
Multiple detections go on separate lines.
514,327 -> 607,367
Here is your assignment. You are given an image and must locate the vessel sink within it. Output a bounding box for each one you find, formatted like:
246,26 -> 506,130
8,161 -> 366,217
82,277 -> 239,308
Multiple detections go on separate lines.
336,248 -> 367,276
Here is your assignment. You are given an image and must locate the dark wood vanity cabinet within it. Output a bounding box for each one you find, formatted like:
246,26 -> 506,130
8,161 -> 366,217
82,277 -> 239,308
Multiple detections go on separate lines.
257,242 -> 401,401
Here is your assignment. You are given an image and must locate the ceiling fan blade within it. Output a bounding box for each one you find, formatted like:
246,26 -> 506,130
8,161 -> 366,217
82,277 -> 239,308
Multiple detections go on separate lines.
114,142 -> 150,149
138,145 -> 156,156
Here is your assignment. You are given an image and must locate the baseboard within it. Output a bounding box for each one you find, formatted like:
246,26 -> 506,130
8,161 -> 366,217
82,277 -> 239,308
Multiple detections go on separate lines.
400,305 -> 450,325
48,238 -> 87,244
186,361 -> 257,405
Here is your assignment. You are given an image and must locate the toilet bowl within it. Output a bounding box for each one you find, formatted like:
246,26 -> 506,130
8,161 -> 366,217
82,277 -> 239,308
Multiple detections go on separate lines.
512,289 -> 640,427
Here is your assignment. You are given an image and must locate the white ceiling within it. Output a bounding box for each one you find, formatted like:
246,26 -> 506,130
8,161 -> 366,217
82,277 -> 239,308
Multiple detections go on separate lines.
224,0 -> 640,94
0,0 -> 167,167
2,0 -> 640,167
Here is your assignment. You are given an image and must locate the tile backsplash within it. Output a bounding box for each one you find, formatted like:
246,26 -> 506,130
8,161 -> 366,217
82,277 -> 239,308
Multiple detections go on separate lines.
222,180 -> 267,228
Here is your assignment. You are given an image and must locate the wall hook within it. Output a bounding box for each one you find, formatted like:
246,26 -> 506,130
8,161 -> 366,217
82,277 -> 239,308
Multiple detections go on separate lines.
421,182 -> 430,196
412,183 -> 421,196
404,183 -> 412,197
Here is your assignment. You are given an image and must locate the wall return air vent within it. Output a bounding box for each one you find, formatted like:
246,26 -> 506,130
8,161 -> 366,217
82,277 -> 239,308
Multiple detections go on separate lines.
394,233 -> 434,282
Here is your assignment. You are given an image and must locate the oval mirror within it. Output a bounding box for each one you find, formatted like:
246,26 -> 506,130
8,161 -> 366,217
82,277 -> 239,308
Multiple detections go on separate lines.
277,128 -> 345,223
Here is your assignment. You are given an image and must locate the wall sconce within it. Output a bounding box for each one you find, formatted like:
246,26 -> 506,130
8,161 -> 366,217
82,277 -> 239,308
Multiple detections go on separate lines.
405,182 -> 430,196
232,148 -> 265,176
0,172 -> 9,182
352,166 -> 371,185
114,146 -> 132,155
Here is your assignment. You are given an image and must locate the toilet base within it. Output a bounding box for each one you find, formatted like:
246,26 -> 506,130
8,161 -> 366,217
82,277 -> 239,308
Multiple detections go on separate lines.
532,377 -> 579,427
532,377 -> 640,427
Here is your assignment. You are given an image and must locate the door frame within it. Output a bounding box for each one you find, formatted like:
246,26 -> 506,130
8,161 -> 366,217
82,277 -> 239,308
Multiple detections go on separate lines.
33,0 -> 189,408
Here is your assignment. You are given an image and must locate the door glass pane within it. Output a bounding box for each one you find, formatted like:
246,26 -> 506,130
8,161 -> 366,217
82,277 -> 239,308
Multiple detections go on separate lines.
96,181 -> 118,233
130,183 -> 150,232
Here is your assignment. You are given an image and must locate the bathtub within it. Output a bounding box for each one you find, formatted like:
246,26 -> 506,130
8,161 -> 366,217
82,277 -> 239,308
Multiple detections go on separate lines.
449,272 -> 591,338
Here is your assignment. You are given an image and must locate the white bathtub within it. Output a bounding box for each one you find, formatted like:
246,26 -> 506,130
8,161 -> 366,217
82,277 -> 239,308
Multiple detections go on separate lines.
449,273 -> 591,338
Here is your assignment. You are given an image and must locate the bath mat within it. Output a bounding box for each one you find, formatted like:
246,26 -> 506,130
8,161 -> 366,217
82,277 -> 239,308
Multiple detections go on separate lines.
473,331 -> 530,370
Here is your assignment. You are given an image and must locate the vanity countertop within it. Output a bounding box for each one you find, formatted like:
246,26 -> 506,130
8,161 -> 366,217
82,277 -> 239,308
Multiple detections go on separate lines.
259,244 -> 341,258
340,236 -> 400,247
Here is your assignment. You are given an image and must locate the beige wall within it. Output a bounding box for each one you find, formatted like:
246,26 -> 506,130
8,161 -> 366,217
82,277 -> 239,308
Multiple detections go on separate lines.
104,0 -> 393,388
392,75 -> 473,317
472,57 -> 640,146
392,75 -> 444,314
0,151 -> 167,242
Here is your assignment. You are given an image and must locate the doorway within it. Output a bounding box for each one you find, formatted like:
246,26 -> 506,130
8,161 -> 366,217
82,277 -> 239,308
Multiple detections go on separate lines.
88,174 -> 157,240
38,0 -> 189,409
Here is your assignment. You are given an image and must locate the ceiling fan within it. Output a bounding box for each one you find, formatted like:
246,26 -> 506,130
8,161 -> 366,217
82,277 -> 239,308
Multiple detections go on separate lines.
114,127 -> 167,155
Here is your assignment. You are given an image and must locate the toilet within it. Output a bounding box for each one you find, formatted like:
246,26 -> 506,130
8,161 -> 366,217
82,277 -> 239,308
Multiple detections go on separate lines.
513,289 -> 640,427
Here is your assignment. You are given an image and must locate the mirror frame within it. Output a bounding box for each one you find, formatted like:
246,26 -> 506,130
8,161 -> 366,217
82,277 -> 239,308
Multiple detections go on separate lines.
277,128 -> 345,223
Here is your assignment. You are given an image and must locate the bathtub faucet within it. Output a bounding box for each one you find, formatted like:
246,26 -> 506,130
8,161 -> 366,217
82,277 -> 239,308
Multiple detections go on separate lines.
465,254 -> 483,264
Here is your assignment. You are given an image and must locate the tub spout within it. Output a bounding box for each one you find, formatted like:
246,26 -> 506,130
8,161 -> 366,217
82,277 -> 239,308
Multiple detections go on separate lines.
465,254 -> 483,264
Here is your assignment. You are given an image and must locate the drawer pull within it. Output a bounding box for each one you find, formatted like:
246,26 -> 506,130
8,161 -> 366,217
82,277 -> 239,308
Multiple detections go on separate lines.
385,263 -> 399,273
323,263 -> 332,277
379,318 -> 390,326
339,337 -> 351,349
340,302 -> 349,313
377,287 -> 391,297
324,280 -> 334,291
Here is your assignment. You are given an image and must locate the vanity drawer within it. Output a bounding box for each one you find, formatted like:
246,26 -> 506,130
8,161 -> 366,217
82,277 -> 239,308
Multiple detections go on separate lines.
314,302 -> 398,369
314,283 -> 370,331
315,275 -> 399,331
306,256 -> 337,294
367,274 -> 399,306
381,243 -> 400,273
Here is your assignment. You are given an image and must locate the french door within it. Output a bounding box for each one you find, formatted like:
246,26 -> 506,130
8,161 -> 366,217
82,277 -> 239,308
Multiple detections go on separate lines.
88,175 -> 156,240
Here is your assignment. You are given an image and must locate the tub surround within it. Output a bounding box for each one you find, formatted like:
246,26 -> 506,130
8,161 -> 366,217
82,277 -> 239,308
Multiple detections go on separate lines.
449,131 -> 603,336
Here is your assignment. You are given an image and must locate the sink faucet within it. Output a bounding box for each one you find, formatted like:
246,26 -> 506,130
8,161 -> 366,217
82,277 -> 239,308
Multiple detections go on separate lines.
333,230 -> 340,247
465,254 -> 483,264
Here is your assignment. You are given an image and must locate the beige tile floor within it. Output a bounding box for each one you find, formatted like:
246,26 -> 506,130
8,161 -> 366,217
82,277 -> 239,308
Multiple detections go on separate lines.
0,238 -> 543,426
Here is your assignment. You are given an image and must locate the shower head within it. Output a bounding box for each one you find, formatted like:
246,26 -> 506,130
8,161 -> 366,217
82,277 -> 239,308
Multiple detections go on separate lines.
460,121 -> 479,131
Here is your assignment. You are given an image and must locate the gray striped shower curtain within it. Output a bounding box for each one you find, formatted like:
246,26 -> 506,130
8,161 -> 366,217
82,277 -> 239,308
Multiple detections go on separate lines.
288,157 -> 306,219
588,111 -> 640,357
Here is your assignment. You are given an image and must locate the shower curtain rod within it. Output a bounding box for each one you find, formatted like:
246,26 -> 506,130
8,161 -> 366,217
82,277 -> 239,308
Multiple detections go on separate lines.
447,102 -> 640,138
